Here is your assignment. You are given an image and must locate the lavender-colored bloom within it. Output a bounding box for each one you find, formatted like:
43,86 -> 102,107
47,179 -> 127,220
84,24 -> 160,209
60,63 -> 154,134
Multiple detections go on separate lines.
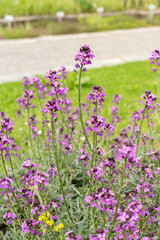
111,106 -> 121,123
89,229 -> 108,240
29,115 -> 39,139
86,115 -> 107,136
84,187 -> 116,213
60,133 -> 73,154
42,98 -> 62,119
140,90 -> 157,110
22,159 -> 38,170
21,219 -> 42,235
22,76 -> 31,88
3,211 -> 17,224
88,167 -> 102,181
75,45 -> 95,71
0,117 -> 14,134
0,112 -> 6,119
21,160 -> 49,190
0,134 -> 10,152
78,148 -> 91,166
111,94 -> 122,104
17,90 -> 35,109
87,86 -> 106,106
65,231 -> 84,240
150,49 -> 160,71
58,66 -> 67,79
47,164 -> 58,177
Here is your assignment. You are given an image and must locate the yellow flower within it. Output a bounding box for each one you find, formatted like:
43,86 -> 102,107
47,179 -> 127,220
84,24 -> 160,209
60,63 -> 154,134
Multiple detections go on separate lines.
41,227 -> 46,234
54,223 -> 64,232
46,219 -> 54,226
38,212 -> 50,222
38,212 -> 54,226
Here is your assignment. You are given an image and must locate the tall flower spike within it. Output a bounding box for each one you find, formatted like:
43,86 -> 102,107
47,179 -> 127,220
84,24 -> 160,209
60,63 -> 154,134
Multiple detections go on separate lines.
87,86 -> 106,106
149,49 -> 160,72
75,45 -> 95,72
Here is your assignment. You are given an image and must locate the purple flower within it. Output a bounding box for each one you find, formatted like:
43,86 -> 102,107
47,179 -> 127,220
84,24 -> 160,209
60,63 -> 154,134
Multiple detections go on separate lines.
88,167 -> 102,181
21,219 -> 42,235
87,86 -> 106,106
3,211 -> 17,224
75,45 -> 95,71
150,49 -> 160,71
17,90 -> 35,109
29,115 -> 39,139
78,148 -> 91,166
47,164 -> 58,177
111,94 -> 122,104
65,231 -> 84,240
43,98 -> 62,118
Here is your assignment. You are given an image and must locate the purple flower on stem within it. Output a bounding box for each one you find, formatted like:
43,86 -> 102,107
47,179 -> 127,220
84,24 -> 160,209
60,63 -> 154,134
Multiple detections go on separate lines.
65,231 -> 84,240
78,148 -> 91,166
0,117 -> 14,134
29,115 -> 39,139
75,45 -> 95,71
149,49 -> 160,71
111,94 -> 122,105
3,211 -> 17,224
87,86 -> 106,106
21,219 -> 42,235
17,90 -> 35,109
42,98 -> 62,119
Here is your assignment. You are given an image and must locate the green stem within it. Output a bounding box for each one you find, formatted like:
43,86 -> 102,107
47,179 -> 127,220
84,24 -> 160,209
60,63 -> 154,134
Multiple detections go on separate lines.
137,105 -> 146,148
60,110 -> 79,150
8,150 -> 19,188
138,184 -> 145,238
78,65 -> 92,151
51,116 -> 74,225
1,149 -> 8,177
5,129 -> 19,188
146,109 -> 155,151
87,132 -> 96,233
0,217 -> 21,240
107,158 -> 127,239
1,150 -> 23,225
82,164 -> 85,199
27,104 -> 33,154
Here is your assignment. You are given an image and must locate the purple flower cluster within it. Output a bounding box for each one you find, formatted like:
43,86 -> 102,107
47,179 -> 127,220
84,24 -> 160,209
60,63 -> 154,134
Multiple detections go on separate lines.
0,117 -> 14,134
29,115 -> 39,139
110,94 -> 122,124
22,76 -> 47,98
3,211 -> 17,224
87,86 -> 106,106
21,159 -> 49,191
89,229 -> 108,240
65,231 -> 84,240
75,45 -> 95,71
43,98 -> 62,119
84,187 -> 116,212
150,49 -> 160,71
21,219 -> 42,236
17,90 -> 35,109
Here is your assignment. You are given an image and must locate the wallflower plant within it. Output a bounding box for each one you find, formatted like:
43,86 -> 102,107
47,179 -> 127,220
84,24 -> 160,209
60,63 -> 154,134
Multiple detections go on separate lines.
0,45 -> 160,240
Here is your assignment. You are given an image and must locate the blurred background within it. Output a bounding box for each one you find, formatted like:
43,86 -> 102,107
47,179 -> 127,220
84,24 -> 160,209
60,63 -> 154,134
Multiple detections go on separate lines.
0,0 -> 160,39
0,0 -> 160,133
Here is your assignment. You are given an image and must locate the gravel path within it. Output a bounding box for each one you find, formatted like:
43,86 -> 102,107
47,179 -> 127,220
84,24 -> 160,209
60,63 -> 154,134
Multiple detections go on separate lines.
0,26 -> 159,83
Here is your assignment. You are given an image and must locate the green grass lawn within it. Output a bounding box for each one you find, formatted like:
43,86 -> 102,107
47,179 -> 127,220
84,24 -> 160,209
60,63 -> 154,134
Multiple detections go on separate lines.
0,61 -> 158,131
1,14 -> 160,39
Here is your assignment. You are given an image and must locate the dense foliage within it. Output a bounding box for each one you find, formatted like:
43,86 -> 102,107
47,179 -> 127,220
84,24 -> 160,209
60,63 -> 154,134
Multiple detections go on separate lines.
0,46 -> 160,239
